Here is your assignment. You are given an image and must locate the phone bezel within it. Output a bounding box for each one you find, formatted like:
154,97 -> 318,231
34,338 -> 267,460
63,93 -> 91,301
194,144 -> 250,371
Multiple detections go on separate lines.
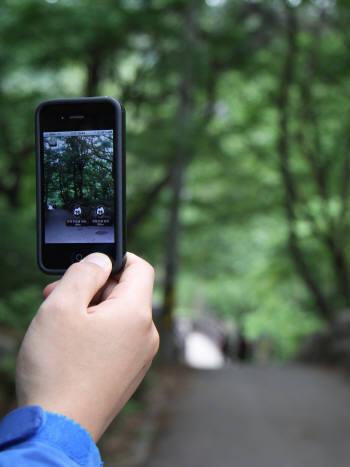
35,97 -> 126,275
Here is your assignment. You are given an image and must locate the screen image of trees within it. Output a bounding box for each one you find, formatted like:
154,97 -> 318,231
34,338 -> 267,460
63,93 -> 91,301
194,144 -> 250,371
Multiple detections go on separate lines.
43,133 -> 114,209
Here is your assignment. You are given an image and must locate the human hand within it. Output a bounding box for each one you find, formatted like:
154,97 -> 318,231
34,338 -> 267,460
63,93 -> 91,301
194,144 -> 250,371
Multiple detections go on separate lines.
16,252 -> 159,441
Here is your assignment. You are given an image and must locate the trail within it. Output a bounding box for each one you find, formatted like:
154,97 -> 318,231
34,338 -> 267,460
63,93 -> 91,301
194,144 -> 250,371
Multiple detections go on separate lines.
144,365 -> 350,467
45,208 -> 113,243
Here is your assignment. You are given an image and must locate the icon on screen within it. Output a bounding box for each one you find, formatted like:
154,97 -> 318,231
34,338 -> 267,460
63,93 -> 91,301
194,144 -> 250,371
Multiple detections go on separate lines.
73,206 -> 82,217
96,206 -> 105,216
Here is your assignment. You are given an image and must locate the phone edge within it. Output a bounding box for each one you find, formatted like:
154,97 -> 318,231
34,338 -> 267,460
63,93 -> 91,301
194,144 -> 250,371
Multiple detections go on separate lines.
35,97 -> 126,275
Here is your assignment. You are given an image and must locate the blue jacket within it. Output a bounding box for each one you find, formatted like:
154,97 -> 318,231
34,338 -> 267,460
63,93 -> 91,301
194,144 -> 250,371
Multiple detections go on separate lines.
0,406 -> 103,466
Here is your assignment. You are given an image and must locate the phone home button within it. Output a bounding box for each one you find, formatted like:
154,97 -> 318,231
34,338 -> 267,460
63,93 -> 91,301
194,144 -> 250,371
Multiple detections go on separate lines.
72,252 -> 84,263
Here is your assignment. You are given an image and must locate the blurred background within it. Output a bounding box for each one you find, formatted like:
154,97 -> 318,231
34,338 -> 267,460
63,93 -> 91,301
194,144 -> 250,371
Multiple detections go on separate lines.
2,0 -> 350,465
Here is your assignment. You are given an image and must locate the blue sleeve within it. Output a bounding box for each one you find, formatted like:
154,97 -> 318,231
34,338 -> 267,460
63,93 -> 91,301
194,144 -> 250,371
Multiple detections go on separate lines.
0,406 -> 103,466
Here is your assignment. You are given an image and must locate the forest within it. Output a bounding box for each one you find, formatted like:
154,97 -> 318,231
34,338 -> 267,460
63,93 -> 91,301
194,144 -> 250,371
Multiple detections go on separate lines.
1,0 -> 350,407
44,133 -> 114,209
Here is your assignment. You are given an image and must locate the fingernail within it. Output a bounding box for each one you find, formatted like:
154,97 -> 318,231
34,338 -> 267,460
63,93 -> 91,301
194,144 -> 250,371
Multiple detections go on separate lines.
83,253 -> 112,272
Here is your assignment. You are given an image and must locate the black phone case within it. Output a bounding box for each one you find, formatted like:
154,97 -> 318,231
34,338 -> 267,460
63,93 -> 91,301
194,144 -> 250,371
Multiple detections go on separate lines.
35,97 -> 126,275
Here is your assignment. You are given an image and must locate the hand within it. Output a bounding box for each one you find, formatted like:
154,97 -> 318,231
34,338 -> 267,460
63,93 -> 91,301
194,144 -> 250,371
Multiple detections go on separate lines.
16,252 -> 159,441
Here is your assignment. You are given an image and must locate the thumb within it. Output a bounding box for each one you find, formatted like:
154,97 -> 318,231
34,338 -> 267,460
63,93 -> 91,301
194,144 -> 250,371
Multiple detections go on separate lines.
46,253 -> 112,310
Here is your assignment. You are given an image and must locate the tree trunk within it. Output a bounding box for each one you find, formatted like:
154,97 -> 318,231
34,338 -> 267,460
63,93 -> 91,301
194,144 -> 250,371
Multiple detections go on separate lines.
159,4 -> 196,360
276,6 -> 332,322
85,52 -> 102,97
297,53 -> 350,306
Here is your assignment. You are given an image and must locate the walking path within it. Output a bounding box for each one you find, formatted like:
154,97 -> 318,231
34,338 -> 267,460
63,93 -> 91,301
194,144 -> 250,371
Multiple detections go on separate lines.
144,364 -> 350,467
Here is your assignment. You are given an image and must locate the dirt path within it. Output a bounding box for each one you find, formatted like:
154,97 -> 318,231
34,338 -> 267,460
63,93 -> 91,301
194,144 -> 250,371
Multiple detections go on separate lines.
144,364 -> 350,467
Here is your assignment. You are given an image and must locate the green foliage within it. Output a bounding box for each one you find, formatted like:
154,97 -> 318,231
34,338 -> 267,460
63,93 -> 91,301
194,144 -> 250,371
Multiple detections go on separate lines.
244,301 -> 325,360
0,204 -> 47,329
0,285 -> 42,330
1,0 -> 349,361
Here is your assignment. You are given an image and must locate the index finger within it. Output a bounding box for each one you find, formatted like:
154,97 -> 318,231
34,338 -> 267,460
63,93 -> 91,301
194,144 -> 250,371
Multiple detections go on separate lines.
43,280 -> 60,300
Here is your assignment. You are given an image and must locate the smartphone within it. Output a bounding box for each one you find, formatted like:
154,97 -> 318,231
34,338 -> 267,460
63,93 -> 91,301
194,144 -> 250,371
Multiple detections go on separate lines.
35,97 -> 126,274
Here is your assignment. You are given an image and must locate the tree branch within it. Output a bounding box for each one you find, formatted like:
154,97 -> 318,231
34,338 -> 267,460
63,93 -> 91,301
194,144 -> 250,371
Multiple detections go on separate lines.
127,170 -> 172,239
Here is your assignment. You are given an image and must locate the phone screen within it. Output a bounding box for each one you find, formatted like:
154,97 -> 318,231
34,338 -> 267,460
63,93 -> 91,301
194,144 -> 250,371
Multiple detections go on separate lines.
43,129 -> 115,244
